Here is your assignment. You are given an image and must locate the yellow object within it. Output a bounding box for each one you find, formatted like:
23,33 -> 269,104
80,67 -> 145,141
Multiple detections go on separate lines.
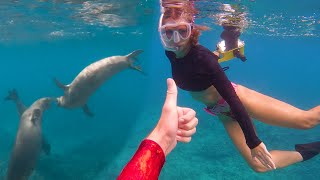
216,40 -> 245,63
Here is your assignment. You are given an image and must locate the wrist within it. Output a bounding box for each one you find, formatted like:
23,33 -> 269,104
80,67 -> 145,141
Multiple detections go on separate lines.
247,139 -> 262,149
146,127 -> 172,156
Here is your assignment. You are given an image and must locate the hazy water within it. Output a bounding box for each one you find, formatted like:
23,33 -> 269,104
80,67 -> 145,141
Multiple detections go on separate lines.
0,0 -> 319,179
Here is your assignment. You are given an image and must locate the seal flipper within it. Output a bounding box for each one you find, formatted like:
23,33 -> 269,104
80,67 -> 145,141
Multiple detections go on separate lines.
42,137 -> 51,156
82,104 -> 94,117
126,50 -> 146,75
53,78 -> 69,91
130,64 -> 148,76
126,49 -> 144,60
129,63 -> 146,74
31,109 -> 42,125
4,89 -> 18,101
4,89 -> 27,116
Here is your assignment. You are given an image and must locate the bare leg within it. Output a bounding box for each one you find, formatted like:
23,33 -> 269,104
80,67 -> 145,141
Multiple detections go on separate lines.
219,115 -> 303,172
236,85 -> 320,129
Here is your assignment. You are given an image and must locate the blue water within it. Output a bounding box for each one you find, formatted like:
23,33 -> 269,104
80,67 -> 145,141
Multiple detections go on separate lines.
0,0 -> 320,179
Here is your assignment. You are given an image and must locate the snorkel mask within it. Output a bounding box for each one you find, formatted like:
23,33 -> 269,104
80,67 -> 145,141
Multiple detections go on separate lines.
159,13 -> 193,52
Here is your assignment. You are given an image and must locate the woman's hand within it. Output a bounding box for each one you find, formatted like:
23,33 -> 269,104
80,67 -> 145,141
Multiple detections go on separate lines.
251,142 -> 276,170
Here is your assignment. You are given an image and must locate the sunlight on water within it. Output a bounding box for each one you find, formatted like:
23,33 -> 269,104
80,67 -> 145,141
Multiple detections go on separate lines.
195,0 -> 320,37
0,0 -> 154,42
0,0 -> 318,42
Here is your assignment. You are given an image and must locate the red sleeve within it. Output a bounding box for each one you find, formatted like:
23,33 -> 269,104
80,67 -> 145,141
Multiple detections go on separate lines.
117,139 -> 166,180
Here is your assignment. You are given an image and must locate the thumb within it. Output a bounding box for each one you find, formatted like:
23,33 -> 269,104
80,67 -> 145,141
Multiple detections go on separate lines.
164,78 -> 178,108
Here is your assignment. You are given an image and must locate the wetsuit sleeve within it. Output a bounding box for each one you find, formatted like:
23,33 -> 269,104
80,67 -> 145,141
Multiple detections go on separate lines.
202,52 -> 262,149
117,139 -> 165,179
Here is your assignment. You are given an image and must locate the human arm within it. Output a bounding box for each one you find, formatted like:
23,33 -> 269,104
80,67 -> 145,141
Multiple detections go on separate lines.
203,51 -> 275,169
204,52 -> 261,148
117,78 -> 198,179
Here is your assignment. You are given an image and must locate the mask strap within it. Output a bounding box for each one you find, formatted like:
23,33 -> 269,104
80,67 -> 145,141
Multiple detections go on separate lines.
158,13 -> 164,31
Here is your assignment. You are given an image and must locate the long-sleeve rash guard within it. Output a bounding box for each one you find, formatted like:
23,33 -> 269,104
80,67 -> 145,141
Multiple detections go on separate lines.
117,139 -> 165,179
165,45 -> 261,149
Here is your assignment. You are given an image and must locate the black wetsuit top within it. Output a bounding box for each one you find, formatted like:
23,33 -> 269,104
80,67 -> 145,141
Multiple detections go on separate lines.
165,45 -> 261,149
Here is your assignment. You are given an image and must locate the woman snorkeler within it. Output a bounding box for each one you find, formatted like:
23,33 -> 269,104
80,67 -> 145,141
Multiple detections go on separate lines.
159,0 -> 320,172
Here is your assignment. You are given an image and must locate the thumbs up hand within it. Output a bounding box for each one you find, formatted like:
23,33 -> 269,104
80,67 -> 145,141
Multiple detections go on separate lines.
147,78 -> 198,156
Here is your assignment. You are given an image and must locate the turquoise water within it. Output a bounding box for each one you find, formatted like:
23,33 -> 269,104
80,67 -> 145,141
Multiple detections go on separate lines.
0,0 -> 319,179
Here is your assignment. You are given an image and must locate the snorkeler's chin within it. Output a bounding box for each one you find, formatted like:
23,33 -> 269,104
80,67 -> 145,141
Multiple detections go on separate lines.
174,43 -> 191,57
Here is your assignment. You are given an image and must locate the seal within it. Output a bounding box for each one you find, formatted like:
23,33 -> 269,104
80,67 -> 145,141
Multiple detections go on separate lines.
54,49 -> 144,116
4,89 -> 51,155
6,97 -> 53,180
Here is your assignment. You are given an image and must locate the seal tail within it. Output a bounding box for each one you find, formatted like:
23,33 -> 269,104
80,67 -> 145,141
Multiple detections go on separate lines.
126,49 -> 144,60
126,50 -> 147,75
4,89 -> 19,101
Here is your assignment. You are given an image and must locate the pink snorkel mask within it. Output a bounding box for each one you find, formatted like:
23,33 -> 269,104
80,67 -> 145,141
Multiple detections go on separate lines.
159,0 -> 195,52
159,13 -> 194,52
159,14 -> 192,51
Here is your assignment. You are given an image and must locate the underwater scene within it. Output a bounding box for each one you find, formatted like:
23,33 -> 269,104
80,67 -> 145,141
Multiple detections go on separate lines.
0,0 -> 319,179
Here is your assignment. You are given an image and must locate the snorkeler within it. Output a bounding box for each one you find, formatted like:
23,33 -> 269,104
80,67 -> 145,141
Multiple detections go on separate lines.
219,25 -> 247,62
215,3 -> 247,62
158,1 -> 320,173
4,89 -> 51,156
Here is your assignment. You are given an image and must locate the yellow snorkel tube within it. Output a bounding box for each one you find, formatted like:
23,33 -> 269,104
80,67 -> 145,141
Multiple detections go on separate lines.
216,40 -> 246,63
